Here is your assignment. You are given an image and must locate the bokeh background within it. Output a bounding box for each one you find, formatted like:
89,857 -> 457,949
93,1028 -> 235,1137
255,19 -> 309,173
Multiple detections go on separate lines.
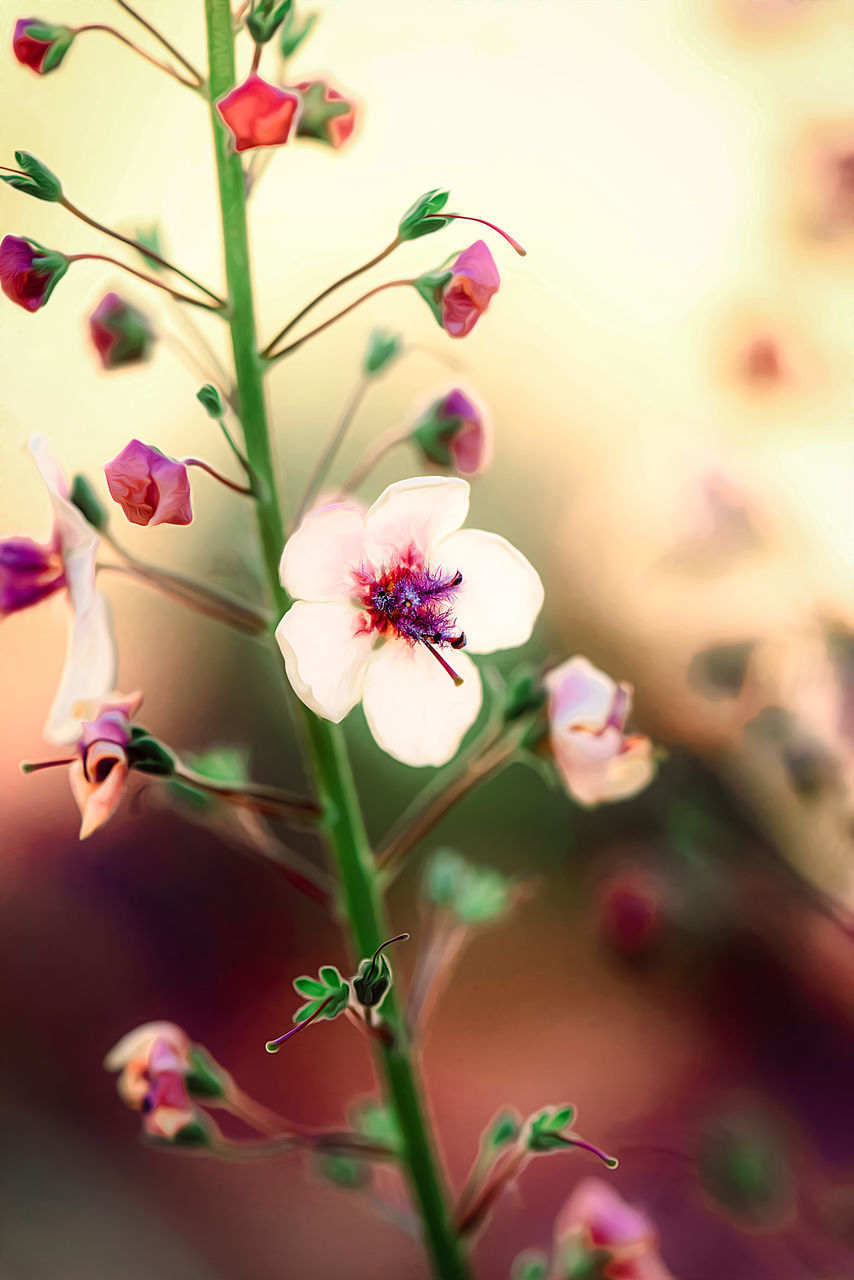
2,0 -> 854,1277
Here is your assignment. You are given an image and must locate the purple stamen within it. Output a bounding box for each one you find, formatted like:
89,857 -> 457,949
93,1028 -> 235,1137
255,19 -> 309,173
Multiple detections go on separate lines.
558,1134 -> 619,1169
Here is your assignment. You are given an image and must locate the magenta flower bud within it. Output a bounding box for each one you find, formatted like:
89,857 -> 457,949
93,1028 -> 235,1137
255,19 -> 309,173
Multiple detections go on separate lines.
104,440 -> 192,528
0,535 -> 65,616
12,18 -> 74,75
216,74 -> 302,152
412,389 -> 493,475
415,241 -> 500,339
0,235 -> 68,312
294,79 -> 357,149
89,292 -> 154,370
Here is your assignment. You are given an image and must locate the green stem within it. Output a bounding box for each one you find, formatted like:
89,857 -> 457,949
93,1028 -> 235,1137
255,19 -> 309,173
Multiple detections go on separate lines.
203,6 -> 471,1275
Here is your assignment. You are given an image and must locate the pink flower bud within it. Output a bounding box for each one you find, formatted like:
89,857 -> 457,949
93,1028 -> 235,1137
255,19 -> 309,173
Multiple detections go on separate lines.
216,73 -> 302,152
556,1179 -> 674,1280
0,234 -> 68,312
0,534 -> 65,615
294,79 -> 357,149
104,1022 -> 197,1140
545,657 -> 656,806
105,440 -> 192,527
441,241 -> 500,338
12,17 -> 73,74
413,388 -> 493,475
89,292 -> 154,370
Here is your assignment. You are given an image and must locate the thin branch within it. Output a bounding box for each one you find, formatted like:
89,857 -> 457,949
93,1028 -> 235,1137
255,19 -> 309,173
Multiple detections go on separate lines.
263,280 -> 413,364
183,457 -> 255,496
291,378 -> 370,529
111,0 -> 204,83
336,425 -> 409,496
74,24 -> 200,90
171,760 -> 321,824
60,196 -> 224,303
260,238 -> 401,357
68,254 -> 225,313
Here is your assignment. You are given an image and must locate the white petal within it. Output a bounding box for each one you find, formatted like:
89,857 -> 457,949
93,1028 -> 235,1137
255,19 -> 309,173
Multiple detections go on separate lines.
280,502 -> 368,602
435,528 -> 544,653
45,589 -> 117,744
104,1021 -> 189,1070
361,641 -> 481,767
29,435 -> 96,562
276,600 -> 375,722
545,656 -> 619,733
556,735 -> 655,807
364,476 -> 470,560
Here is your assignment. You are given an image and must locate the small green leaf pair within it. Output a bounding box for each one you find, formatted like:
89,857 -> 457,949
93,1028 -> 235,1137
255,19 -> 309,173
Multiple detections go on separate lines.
292,965 -> 351,1024
424,848 -> 514,925
527,1105 -> 576,1153
2,151 -> 63,203
398,188 -> 450,242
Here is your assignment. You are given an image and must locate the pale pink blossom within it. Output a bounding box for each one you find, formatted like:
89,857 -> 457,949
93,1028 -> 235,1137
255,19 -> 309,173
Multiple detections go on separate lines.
68,691 -> 142,839
28,436 -> 116,743
276,477 -> 543,766
104,1021 -> 196,1139
545,657 -> 655,806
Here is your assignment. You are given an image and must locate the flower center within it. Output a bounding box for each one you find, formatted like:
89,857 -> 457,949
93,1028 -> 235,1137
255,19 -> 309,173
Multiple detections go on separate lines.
353,549 -> 467,685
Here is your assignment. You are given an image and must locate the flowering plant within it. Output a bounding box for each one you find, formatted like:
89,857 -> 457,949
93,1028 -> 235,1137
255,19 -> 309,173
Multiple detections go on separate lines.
2,4 -> 663,1277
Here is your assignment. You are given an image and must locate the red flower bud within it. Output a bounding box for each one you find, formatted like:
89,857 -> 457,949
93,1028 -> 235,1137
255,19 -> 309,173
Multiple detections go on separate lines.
12,17 -> 74,74
0,234 -> 68,312
216,74 -> 302,153
104,440 -> 192,527
89,293 -> 154,370
294,79 -> 357,149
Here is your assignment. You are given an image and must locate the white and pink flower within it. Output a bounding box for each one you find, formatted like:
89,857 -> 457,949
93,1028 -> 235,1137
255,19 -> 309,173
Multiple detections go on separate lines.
545,657 -> 656,806
104,1021 -> 196,1140
276,476 -> 544,767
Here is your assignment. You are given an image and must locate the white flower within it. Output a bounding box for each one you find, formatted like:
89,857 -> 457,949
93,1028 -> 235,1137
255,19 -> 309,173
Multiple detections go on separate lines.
545,656 -> 656,806
29,436 -> 116,744
276,476 -> 544,767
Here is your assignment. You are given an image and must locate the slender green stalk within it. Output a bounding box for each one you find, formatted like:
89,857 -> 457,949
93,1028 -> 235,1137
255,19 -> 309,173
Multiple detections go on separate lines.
203,5 -> 471,1275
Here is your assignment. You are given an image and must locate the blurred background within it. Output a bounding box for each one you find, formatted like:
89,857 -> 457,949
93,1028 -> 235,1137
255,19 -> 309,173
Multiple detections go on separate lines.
2,0 -> 854,1276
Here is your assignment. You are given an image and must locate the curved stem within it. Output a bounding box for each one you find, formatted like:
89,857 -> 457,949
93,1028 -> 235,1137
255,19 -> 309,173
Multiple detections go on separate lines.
182,457 -> 255,495
338,425 -> 409,495
171,760 -> 320,823
376,729 -> 520,878
424,213 -> 527,257
291,377 -> 370,529
204,7 -> 471,1274
263,280 -> 412,364
68,254 -> 225,313
60,197 -> 224,304
110,0 -> 204,83
73,25 -> 200,90
260,236 -> 401,357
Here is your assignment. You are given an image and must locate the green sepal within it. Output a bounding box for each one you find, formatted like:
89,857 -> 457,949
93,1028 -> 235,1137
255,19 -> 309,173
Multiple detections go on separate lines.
527,1105 -> 575,1153
2,151 -> 63,202
316,1152 -> 368,1189
353,1099 -> 400,1150
511,1251 -> 549,1280
196,383 -> 225,419
296,80 -> 352,144
423,848 -> 514,925
363,329 -> 401,377
697,1108 -> 793,1227
503,665 -> 547,723
70,474 -> 107,531
398,188 -> 450,241
351,951 -> 391,1009
185,1044 -> 228,1100
20,23 -> 74,74
21,238 -> 69,305
414,269 -> 452,327
247,0 -> 292,43
279,7 -> 318,58
292,964 -> 349,1024
484,1108 -> 523,1151
169,1118 -> 210,1148
556,1239 -> 610,1280
167,746 -> 248,812
135,224 -> 165,274
127,728 -> 176,777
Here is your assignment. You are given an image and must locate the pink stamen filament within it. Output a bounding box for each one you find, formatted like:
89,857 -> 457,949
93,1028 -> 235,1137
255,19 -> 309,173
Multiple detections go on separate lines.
424,213 -> 527,256
265,994 -> 334,1053
423,641 -> 464,687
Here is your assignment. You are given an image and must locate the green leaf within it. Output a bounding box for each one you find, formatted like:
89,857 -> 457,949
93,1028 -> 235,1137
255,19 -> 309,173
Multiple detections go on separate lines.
319,965 -> 341,988
527,1104 -> 575,1153
69,474 -> 107,531
196,383 -> 225,419
503,665 -> 547,722
423,848 -> 514,925
294,998 -> 324,1023
185,1044 -> 228,1100
413,269 -> 451,326
279,8 -> 318,58
485,1108 -> 522,1151
293,975 -> 327,998
510,1251 -> 549,1280
354,1100 -> 400,1150
135,224 -> 166,274
363,328 -> 401,377
3,151 -> 63,203
399,188 -> 450,241
127,732 -> 175,777
248,0 -> 292,43
292,964 -> 350,1025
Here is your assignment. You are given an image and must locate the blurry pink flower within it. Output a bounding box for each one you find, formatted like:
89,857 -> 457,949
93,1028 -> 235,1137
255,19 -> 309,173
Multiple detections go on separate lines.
545,657 -> 655,806
68,691 -> 142,839
0,534 -> 65,616
277,476 -> 543,766
413,389 -> 493,475
105,440 -> 192,527
12,18 -> 73,74
104,1022 -> 196,1139
0,235 -> 68,312
89,292 -> 153,369
216,74 -> 301,152
556,1178 -> 674,1280
295,79 -> 357,148
24,437 -> 116,743
441,241 -> 500,337
597,867 -> 664,957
